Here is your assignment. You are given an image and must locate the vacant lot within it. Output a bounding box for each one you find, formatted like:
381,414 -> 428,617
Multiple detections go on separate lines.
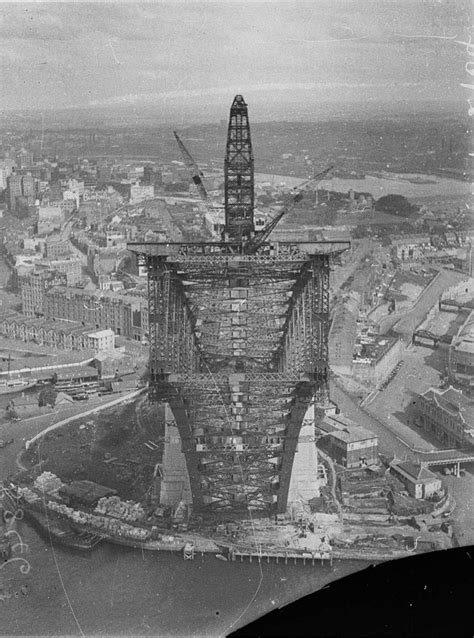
22,396 -> 165,502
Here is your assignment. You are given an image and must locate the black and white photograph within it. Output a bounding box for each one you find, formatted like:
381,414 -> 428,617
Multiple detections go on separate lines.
0,1 -> 472,636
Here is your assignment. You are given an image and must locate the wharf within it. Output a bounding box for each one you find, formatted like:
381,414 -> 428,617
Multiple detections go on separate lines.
229,546 -> 333,566
24,508 -> 104,551
72,527 -> 220,554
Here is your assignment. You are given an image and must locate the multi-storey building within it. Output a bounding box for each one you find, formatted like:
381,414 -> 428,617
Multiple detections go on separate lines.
130,183 -> 154,204
323,421 -> 379,468
21,270 -> 67,317
6,174 -> 37,215
6,174 -> 23,214
45,234 -> 72,259
16,149 -> 34,169
0,313 -> 114,353
0,160 -> 14,190
391,235 -> 431,262
21,175 -> 36,203
43,285 -> 148,341
415,386 -> 474,448
43,258 -> 82,285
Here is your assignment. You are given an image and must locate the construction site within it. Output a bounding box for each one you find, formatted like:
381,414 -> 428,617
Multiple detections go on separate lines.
128,95 -> 349,520
11,96 -> 459,564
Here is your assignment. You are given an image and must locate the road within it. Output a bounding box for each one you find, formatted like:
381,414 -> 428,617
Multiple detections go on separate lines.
0,390 -> 141,477
331,379 -> 474,543
364,345 -> 445,453
331,239 -> 375,294
330,380 -> 416,460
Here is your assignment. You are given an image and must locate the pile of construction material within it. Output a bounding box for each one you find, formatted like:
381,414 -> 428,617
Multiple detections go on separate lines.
47,500 -> 150,541
33,472 -> 64,495
94,496 -> 145,522
17,486 -> 41,504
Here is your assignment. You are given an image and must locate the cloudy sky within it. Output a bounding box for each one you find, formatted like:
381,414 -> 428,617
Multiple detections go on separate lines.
0,1 -> 470,115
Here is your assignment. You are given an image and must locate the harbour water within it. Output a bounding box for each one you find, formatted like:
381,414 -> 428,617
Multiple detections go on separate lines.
0,399 -> 369,636
0,518 -> 368,636
256,172 -> 471,202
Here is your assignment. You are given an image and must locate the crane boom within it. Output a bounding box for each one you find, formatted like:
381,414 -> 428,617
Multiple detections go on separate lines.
173,131 -> 210,201
245,165 -> 334,254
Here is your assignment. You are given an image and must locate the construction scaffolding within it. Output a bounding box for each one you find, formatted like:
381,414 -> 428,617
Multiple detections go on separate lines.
129,95 -> 349,517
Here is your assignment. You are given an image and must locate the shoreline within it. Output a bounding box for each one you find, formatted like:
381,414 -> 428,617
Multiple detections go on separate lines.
9,388 -> 458,568
7,491 -> 427,566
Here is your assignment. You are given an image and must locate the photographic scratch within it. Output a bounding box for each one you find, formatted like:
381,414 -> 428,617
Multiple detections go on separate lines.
110,553 -> 120,608
394,33 -> 458,40
108,38 -> 121,65
284,35 -> 370,44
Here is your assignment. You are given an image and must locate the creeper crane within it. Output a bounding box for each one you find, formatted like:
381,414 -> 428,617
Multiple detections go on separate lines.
173,131 -> 211,203
244,165 -> 334,254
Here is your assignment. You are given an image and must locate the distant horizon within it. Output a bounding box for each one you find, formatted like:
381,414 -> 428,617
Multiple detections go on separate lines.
0,97 -> 467,131
0,2 -> 469,117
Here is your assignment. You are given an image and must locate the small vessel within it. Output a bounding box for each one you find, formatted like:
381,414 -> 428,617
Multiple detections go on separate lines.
0,378 -> 37,395
215,553 -> 228,561
23,508 -> 103,552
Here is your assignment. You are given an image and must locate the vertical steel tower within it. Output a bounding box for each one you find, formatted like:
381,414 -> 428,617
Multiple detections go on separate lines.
224,95 -> 254,241
129,96 -> 349,518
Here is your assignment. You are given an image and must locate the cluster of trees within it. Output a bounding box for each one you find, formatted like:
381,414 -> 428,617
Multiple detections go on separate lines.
374,194 -> 418,217
38,382 -> 57,408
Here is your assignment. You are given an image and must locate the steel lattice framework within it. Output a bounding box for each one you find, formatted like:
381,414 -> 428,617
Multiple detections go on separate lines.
129,96 -> 349,517
224,95 -> 254,241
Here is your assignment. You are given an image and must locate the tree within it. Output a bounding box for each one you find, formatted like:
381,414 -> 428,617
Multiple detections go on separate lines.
38,385 -> 57,408
375,194 -> 417,217
5,400 -> 18,420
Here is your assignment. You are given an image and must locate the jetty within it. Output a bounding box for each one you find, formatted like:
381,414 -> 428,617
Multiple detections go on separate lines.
229,545 -> 333,566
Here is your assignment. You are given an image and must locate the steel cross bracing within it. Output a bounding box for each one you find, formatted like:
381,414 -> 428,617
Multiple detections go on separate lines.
224,95 -> 254,242
130,239 -> 348,515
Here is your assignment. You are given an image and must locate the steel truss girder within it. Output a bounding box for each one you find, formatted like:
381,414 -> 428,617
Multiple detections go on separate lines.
275,255 -> 330,378
132,240 -> 349,261
157,375 -> 319,515
134,242 -> 347,517
148,263 -> 202,379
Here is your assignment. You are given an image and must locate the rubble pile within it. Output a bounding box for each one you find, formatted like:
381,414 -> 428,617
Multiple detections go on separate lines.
33,472 -> 64,494
94,495 -> 145,522
47,500 -> 150,541
17,486 -> 41,504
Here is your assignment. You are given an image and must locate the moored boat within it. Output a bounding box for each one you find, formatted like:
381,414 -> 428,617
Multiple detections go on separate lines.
0,378 -> 37,395
23,508 -> 103,552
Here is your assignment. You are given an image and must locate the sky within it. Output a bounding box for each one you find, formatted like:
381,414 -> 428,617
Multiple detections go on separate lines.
0,1 -> 471,118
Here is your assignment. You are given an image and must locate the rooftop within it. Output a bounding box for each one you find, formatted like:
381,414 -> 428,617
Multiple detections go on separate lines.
421,386 -> 474,428
87,328 -> 115,339
324,413 -> 358,430
327,424 -> 378,444
453,311 -> 474,351
391,460 -> 438,484
391,234 -> 431,246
